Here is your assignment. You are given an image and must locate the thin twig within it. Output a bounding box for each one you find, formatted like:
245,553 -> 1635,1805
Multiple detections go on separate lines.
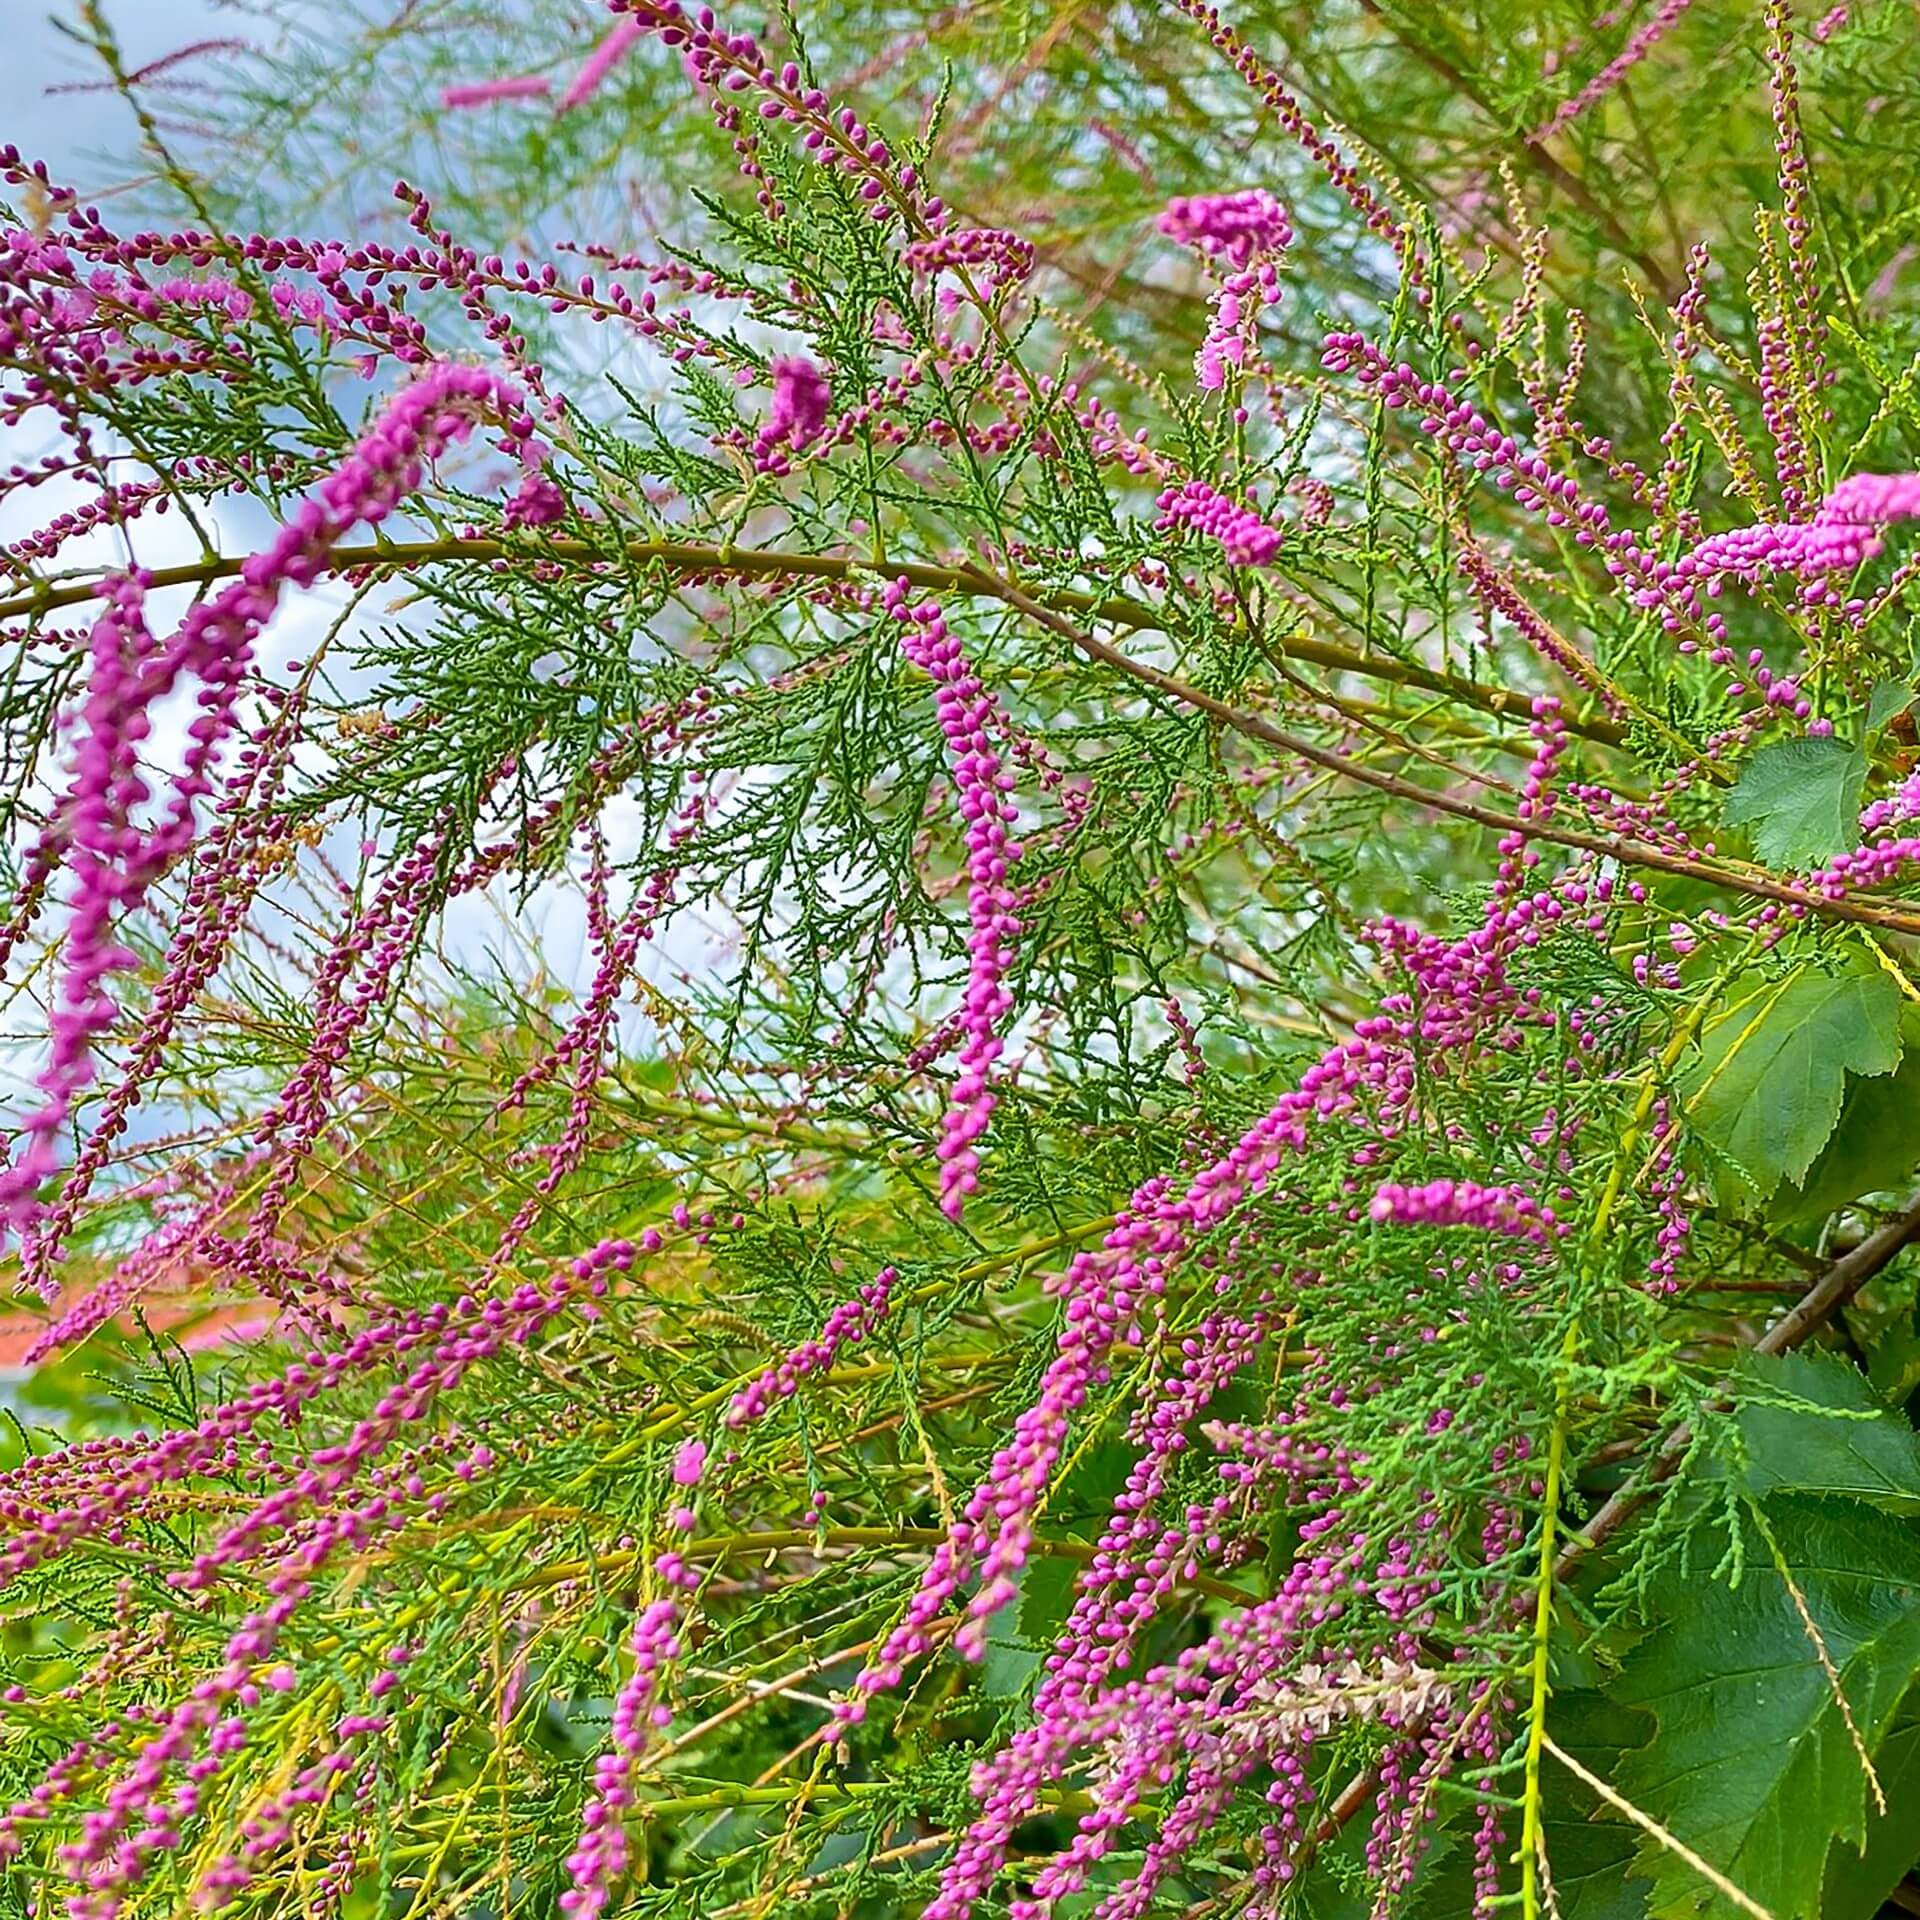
0,532 -> 1626,746
1540,1732 -> 1774,1920
1559,1192 -> 1920,1578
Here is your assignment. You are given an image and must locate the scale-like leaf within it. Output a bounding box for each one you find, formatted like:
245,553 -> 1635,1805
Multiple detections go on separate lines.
1679,964 -> 1902,1196
1723,738 -> 1866,868
1611,1495 -> 1920,1920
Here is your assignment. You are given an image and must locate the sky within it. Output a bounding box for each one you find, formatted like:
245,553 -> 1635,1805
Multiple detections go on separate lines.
0,3 -> 731,1147
3,0 -> 387,904
5,0 -> 231,179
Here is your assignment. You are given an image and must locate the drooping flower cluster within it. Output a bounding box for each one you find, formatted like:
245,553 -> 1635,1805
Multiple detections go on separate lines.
4,1240 -> 635,1916
1159,190 -> 1292,389
610,0 -> 949,230
1675,470 -> 1920,588
559,1592 -> 685,1918
754,355 -> 831,471
823,633 -> 1594,1751
1155,478 -> 1284,566
0,363 -> 560,1249
7,8 -> 1920,1920
443,75 -> 552,109
559,16 -> 646,111
1369,1178 -> 1565,1244
726,1267 -> 897,1427
887,578 -> 1024,1221
1156,190 -> 1294,269
903,226 -> 1036,289
1529,0 -> 1696,141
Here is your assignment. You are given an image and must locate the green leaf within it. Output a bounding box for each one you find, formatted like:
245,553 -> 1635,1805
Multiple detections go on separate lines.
1416,1693 -> 1651,1920
1776,1016 -> 1920,1221
1541,1691 -> 1657,1920
1723,737 -> 1867,868
1680,963 -> 1903,1197
1017,1554 -> 1079,1650
1612,1495 -> 1920,1920
1868,680 -> 1919,737
1821,1713 -> 1920,1920
1846,1269 -> 1920,1407
981,1562 -> 1048,1698
1734,1352 -> 1920,1516
1051,1438 -> 1135,1527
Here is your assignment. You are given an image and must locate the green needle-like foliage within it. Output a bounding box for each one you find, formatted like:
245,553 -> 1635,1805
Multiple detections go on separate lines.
2,5 -> 1920,1920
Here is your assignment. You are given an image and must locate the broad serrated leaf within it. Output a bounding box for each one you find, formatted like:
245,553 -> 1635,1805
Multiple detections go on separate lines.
1734,1352 -> 1920,1515
1051,1438 -> 1135,1526
1416,1692 -> 1651,1920
1776,1013 -> 1920,1221
1541,1691 -> 1657,1920
1679,963 -> 1902,1196
982,1562 -> 1048,1698
1868,680 -> 1919,736
1846,1269 -> 1920,1407
1820,1714 -> 1920,1920
1723,737 -> 1866,868
1611,1495 -> 1920,1920
1017,1554 -> 1078,1650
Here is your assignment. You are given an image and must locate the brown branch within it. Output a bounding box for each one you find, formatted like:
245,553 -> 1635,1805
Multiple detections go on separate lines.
0,532 -> 1627,748
981,565 -> 1920,938
1559,1191 -> 1920,1579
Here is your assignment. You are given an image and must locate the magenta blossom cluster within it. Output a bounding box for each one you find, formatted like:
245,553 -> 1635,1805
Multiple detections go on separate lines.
903,227 -> 1036,289
442,76 -> 552,108
1675,470 -> 1920,588
887,577 -> 1024,1220
443,17 -> 643,114
1156,479 -> 1284,566
1199,258 -> 1282,388
1368,1178 -> 1565,1244
1861,771 -> 1920,837
487,781 -> 710,1278
1322,334 -> 1605,547
822,653 -> 1590,1717
1156,190 -> 1294,268
0,362 -> 560,1247
725,1267 -> 896,1427
754,355 -> 831,471
612,2 -> 949,231
1529,0 -> 1695,141
924,1312 -> 1274,1917
11,1242 -> 633,1917
13,673 -> 311,1303
561,1595 -> 685,1919
2,6 -> 1873,1906
559,17 -> 646,111
563,1414 -> 716,1915
1158,192 -> 1292,390
1322,314 -> 1908,677
1319,326 -> 1774,694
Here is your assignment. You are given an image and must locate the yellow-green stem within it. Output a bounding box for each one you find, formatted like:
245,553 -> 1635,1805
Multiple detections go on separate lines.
1518,1323 -> 1578,1920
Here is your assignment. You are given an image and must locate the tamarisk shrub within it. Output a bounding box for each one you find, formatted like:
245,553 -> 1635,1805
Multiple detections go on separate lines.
8,4 -> 1920,1919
